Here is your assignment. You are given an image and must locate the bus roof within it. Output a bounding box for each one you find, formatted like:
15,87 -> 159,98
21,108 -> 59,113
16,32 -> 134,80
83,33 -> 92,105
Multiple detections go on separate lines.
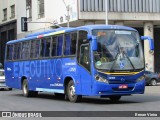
7,25 -> 137,44
76,25 -> 136,31
25,27 -> 68,38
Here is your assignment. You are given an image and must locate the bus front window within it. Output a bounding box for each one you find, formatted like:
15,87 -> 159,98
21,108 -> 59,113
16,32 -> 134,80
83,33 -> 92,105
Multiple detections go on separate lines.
92,30 -> 144,71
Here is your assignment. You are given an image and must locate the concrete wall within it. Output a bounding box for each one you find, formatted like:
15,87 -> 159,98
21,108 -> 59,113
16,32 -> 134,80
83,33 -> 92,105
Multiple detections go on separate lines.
80,0 -> 160,13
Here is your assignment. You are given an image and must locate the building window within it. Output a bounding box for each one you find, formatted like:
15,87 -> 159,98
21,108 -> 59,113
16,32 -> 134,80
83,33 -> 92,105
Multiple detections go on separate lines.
38,0 -> 44,18
26,0 -> 32,21
3,8 -> 7,21
26,0 -> 31,8
10,5 -> 15,19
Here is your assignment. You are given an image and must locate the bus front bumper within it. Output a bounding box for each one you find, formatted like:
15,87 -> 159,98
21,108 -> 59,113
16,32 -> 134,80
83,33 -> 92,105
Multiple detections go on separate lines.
92,80 -> 145,96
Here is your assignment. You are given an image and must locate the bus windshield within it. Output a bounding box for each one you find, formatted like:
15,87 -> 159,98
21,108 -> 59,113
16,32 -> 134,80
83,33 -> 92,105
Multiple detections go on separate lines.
92,30 -> 144,71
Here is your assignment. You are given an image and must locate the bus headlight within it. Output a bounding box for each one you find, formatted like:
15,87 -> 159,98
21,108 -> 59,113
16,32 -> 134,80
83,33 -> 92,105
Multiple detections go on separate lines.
136,75 -> 145,82
95,75 -> 109,84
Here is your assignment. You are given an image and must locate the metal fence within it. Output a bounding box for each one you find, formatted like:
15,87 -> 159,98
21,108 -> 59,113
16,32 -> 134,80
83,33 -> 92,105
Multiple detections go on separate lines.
80,0 -> 160,13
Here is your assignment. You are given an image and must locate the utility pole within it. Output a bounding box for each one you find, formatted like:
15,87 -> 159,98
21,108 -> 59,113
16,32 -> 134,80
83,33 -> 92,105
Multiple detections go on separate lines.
105,0 -> 108,25
63,0 -> 70,28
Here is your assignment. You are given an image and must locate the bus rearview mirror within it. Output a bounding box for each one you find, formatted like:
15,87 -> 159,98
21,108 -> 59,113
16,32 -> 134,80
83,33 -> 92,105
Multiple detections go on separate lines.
141,36 -> 154,50
87,34 -> 92,40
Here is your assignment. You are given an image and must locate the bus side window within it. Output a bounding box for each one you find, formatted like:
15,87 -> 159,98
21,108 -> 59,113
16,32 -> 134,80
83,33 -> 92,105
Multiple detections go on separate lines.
30,40 -> 40,59
51,36 -> 57,57
6,44 -> 14,60
35,40 -> 40,58
13,43 -> 21,60
40,37 -> 51,58
64,32 -> 77,56
57,35 -> 63,56
17,43 -> 21,60
45,38 -> 51,57
64,34 -> 71,55
70,33 -> 77,55
80,45 -> 90,71
40,39 -> 45,57
78,30 -> 90,72
21,42 -> 30,60
77,31 -> 88,61
30,40 -> 35,59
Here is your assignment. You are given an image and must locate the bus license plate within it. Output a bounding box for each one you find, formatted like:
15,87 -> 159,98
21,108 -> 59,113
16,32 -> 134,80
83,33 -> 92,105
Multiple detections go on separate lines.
119,85 -> 128,89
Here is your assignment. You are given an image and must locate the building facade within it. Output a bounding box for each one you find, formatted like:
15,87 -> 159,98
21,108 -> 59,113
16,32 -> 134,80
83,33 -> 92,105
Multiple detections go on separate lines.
0,0 -> 17,65
1,0 -> 160,72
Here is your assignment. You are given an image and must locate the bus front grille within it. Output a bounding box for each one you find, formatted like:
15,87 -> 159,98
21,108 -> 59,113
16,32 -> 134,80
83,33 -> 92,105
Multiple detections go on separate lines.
109,80 -> 136,84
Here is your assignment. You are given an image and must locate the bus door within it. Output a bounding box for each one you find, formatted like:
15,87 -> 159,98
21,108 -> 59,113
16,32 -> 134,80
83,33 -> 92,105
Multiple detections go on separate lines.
79,44 -> 92,95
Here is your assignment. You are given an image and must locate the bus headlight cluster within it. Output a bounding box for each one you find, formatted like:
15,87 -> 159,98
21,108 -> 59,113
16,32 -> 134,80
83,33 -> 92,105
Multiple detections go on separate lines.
136,75 -> 145,82
95,75 -> 109,84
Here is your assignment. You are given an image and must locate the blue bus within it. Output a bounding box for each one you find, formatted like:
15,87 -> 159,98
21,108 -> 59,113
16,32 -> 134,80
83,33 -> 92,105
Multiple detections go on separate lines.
4,25 -> 153,102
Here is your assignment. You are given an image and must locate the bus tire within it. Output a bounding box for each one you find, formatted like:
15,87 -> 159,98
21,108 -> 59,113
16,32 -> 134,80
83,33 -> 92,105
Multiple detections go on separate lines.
67,80 -> 82,103
8,88 -> 12,91
150,79 -> 157,86
109,96 -> 121,102
22,79 -> 38,97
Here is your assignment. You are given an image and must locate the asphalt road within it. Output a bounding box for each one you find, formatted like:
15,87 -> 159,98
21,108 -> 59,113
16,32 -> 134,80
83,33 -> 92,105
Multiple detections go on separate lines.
0,84 -> 160,120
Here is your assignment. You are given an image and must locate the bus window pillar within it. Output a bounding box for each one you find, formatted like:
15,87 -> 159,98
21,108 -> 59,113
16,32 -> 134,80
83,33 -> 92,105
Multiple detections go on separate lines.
144,22 -> 154,72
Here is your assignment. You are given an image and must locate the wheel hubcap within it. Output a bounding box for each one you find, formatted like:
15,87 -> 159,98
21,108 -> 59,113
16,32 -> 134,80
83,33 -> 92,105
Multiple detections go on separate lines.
151,80 -> 156,85
69,85 -> 75,97
23,84 -> 27,94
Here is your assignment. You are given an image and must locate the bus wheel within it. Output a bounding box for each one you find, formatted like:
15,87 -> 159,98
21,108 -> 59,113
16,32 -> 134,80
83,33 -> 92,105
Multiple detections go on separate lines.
22,79 -> 38,97
8,88 -> 12,91
109,96 -> 121,102
67,80 -> 82,102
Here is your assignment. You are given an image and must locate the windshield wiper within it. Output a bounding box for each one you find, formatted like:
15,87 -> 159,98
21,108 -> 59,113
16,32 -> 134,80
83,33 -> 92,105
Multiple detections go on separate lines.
109,47 -> 135,72
123,52 -> 135,71
109,52 -> 119,72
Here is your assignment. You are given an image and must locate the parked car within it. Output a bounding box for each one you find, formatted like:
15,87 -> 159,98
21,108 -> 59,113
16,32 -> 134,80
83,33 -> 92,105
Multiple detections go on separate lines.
0,63 -> 3,69
145,71 -> 160,86
0,69 -> 12,90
